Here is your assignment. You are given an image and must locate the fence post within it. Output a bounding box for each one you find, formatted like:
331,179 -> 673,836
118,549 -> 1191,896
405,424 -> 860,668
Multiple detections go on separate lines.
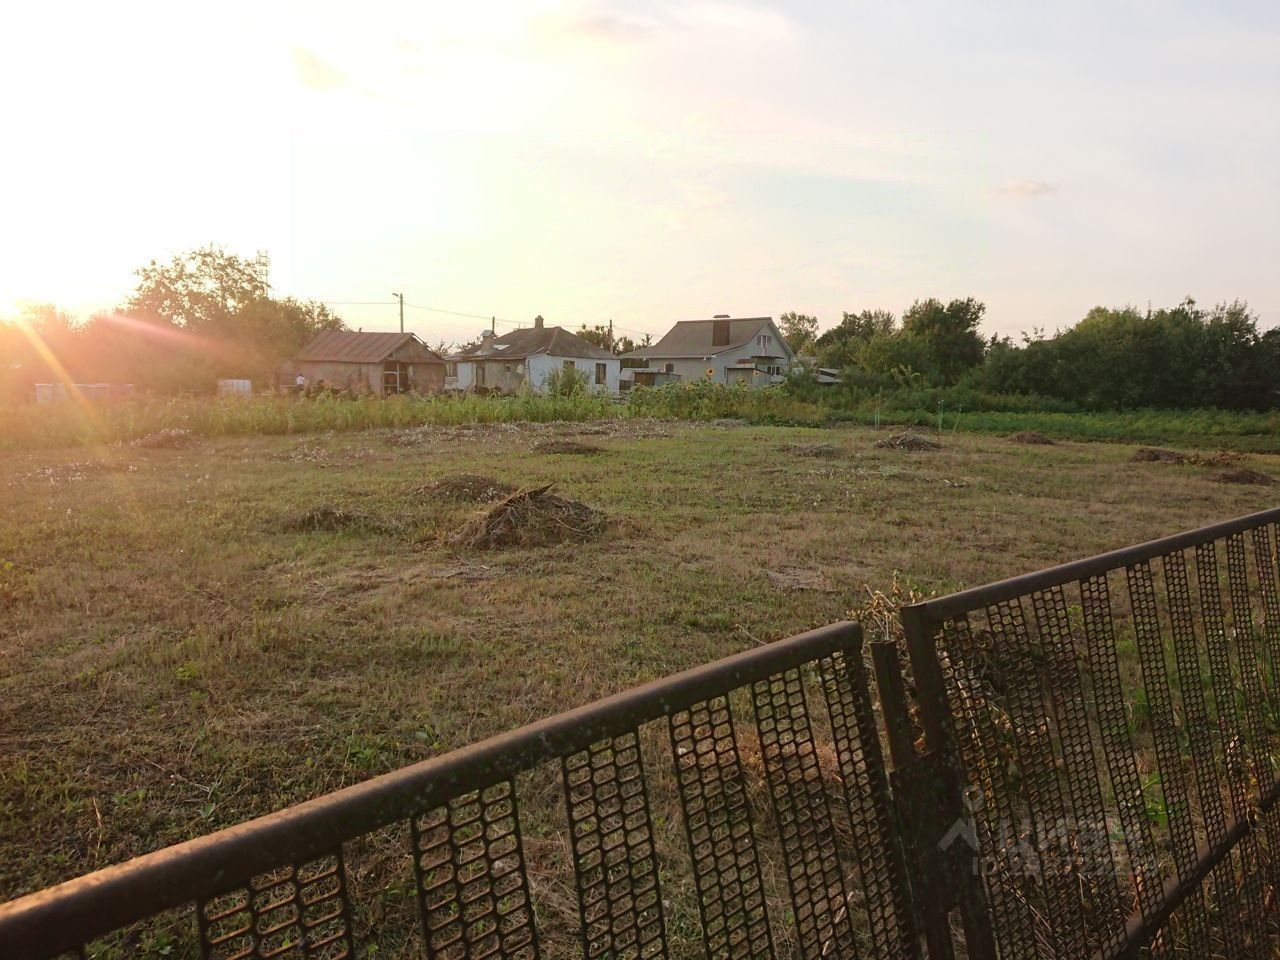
888,607 -> 998,960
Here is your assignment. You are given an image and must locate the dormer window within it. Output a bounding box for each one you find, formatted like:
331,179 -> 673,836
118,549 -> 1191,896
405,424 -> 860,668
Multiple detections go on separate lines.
712,319 -> 731,346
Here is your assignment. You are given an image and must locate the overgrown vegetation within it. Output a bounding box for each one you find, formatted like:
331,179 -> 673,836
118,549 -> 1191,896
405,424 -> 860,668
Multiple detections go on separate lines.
805,296 -> 1280,412
626,380 -> 825,424
0,392 -> 622,451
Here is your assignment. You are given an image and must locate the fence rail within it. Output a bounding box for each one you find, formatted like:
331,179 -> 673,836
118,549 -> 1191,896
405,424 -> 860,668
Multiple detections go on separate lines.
2,510 -> 1279,959
893,507 -> 1280,958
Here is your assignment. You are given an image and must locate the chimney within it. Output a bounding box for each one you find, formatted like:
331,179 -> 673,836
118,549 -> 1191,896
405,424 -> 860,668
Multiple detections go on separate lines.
534,315 -> 545,330
480,330 -> 494,352
713,314 -> 730,319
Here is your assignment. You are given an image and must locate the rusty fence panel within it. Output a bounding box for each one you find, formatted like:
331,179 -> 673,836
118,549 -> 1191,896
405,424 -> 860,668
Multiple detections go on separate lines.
0,622 -> 920,960
884,507 -> 1280,959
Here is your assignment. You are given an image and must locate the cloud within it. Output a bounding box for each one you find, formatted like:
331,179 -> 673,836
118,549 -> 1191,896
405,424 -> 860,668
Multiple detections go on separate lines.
995,179 -> 1058,199
290,47 -> 346,91
561,1 -> 792,45
569,12 -> 657,43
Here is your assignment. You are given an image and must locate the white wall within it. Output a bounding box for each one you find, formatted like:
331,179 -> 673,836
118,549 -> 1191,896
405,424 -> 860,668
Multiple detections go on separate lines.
529,354 -> 620,395
448,360 -> 475,391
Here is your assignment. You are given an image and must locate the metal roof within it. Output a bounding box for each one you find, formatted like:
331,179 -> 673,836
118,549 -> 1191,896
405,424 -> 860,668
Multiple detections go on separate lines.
624,317 -> 789,360
294,331 -> 443,364
452,325 -> 614,361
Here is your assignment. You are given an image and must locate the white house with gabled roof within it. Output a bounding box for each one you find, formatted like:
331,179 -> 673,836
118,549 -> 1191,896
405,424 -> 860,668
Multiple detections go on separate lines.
621,315 -> 795,388
445,317 -> 621,394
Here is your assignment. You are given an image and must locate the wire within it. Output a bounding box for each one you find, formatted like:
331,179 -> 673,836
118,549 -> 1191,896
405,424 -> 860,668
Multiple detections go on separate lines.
317,298 -> 656,339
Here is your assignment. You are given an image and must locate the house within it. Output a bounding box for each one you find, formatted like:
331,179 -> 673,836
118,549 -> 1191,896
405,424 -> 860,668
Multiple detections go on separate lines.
622,315 -> 795,388
287,331 -> 445,395
446,317 -> 621,394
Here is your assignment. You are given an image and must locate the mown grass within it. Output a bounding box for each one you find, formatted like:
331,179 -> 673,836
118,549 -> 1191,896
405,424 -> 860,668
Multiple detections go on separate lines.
2,418 -> 1278,957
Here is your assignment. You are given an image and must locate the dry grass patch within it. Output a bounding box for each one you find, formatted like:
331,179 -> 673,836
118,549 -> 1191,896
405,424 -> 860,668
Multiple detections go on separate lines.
533,438 -> 605,455
282,505 -> 386,533
781,441 -> 840,458
131,428 -> 197,449
1008,431 -> 1056,445
1209,468 -> 1275,486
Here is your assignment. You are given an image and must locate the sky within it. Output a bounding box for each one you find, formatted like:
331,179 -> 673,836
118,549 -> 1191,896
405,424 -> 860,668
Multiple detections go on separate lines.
2,0 -> 1279,344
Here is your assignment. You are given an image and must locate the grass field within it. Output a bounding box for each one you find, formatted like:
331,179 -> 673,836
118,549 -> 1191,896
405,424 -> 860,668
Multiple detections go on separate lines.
1,419 -> 1277,953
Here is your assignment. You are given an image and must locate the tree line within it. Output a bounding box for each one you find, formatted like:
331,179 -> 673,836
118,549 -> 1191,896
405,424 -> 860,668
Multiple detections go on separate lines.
781,298 -> 1280,411
1,247 -> 344,400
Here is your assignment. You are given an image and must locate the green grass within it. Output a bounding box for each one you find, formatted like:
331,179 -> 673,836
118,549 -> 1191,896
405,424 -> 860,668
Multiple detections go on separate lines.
832,406 -> 1280,451
3,385 -> 1277,454
2,417 -> 1278,956
0,392 -> 623,451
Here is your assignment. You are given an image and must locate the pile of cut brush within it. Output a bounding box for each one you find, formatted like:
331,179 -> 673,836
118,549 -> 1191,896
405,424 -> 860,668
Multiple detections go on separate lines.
1132,447 -> 1243,466
421,473 -> 516,502
875,433 -> 941,451
447,484 -> 606,549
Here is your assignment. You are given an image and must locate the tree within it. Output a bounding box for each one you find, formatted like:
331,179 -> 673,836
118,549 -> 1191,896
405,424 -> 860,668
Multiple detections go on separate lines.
814,310 -> 897,369
577,324 -> 613,351
126,246 -> 265,333
899,298 -> 986,385
777,312 -> 818,354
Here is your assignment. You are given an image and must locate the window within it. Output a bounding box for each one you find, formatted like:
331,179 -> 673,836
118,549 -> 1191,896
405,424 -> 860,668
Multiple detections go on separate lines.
504,363 -> 512,373
563,359 -> 575,369
712,319 -> 731,346
663,362 -> 674,374
595,362 -> 607,385
445,362 -> 457,377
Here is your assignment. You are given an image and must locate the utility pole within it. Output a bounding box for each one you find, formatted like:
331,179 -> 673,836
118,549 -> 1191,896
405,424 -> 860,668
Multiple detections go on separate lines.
608,318 -> 614,351
491,316 -> 496,334
392,292 -> 404,333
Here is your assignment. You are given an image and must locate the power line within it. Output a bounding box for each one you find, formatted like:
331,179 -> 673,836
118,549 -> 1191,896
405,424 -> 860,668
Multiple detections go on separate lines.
316,297 -> 655,339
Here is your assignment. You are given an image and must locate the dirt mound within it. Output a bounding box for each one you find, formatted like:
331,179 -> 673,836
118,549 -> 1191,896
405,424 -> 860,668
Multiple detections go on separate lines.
131,428 -> 196,449
781,442 -> 840,458
534,439 -> 604,455
1008,431 -> 1055,445
1133,448 -> 1244,466
283,506 -> 383,533
447,484 -> 606,549
1210,468 -> 1275,486
421,474 -> 516,502
875,433 -> 941,451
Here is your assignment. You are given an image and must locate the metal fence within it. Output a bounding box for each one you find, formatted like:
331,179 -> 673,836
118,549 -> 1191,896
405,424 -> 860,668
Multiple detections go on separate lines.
885,507 -> 1280,958
1,509 -> 1278,960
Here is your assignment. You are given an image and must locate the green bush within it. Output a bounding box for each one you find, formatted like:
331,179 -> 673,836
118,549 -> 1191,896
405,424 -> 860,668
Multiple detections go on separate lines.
625,381 -> 826,424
